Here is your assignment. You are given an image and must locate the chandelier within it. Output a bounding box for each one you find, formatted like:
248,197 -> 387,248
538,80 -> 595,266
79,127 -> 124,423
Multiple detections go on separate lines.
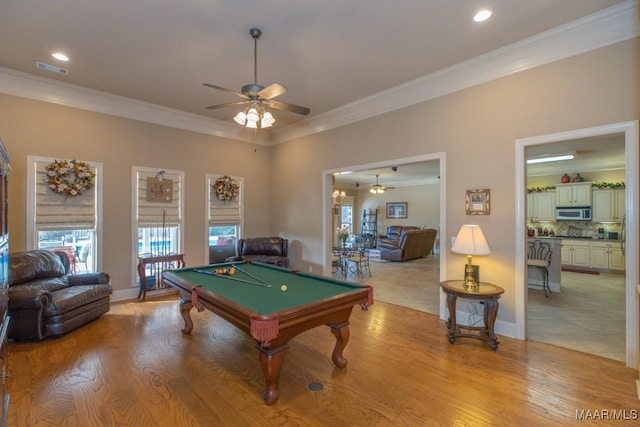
234,103 -> 275,129
331,175 -> 346,208
332,189 -> 346,208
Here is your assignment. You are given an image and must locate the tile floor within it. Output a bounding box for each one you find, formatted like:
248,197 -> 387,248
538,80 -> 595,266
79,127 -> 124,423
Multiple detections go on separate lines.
527,270 -> 626,361
334,253 -> 626,362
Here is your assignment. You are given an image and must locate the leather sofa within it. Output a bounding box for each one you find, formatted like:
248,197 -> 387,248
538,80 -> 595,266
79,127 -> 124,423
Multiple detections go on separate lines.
225,237 -> 289,268
378,227 -> 437,262
8,249 -> 113,341
378,225 -> 419,243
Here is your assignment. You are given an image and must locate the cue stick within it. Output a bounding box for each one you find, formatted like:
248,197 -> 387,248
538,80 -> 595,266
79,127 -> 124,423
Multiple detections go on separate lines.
229,263 -> 272,287
192,269 -> 271,288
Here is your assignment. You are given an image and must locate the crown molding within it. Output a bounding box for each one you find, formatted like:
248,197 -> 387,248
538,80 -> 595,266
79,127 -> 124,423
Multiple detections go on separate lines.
0,1 -> 637,146
272,0 -> 639,144
0,67 -> 270,145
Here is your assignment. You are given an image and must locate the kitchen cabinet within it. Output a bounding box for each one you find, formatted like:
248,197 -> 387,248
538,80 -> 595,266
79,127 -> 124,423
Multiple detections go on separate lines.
592,189 -> 625,222
527,191 -> 556,222
560,239 -> 590,267
555,182 -> 592,207
590,241 -> 625,270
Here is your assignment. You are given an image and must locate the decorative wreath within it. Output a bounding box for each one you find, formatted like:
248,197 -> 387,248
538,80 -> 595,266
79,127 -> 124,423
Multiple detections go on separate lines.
45,159 -> 96,197
213,175 -> 239,202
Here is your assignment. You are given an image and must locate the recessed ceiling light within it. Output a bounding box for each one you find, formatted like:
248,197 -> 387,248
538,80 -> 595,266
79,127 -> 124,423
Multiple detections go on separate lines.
52,52 -> 69,61
473,10 -> 492,22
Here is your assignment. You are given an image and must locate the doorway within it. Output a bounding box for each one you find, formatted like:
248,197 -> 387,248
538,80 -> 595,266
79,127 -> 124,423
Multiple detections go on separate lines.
322,152 -> 447,318
515,121 -> 639,368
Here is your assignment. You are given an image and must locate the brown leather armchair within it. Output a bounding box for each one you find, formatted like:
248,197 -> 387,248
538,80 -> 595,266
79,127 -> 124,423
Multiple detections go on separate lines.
378,228 -> 437,262
8,249 -> 112,341
225,237 -> 289,268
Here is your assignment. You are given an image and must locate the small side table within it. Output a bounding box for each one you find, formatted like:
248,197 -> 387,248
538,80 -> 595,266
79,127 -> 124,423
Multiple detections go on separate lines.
440,280 -> 505,350
137,253 -> 185,300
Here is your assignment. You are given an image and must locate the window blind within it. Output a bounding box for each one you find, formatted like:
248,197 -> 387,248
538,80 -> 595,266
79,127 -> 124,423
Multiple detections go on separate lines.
137,170 -> 182,227
209,175 -> 242,224
35,160 -> 97,229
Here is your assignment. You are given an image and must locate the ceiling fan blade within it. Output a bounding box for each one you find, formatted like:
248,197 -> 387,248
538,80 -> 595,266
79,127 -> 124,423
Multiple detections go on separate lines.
267,99 -> 310,116
206,100 -> 248,110
203,83 -> 248,99
258,83 -> 287,100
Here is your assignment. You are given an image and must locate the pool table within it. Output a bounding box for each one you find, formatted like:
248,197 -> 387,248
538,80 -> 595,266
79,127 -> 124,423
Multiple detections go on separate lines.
161,261 -> 373,405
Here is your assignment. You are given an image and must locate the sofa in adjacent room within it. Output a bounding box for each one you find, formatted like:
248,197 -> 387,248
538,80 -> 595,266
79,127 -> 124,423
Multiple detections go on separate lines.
225,237 -> 289,268
378,227 -> 437,262
8,249 -> 113,341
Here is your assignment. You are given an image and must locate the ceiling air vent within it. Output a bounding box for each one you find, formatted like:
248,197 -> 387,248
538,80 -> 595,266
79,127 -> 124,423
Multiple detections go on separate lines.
36,61 -> 68,75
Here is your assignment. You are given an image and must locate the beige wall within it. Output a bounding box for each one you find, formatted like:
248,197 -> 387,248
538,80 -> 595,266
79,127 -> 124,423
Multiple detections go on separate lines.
0,37 -> 636,324
0,94 -> 271,293
270,38 -> 639,325
355,184 -> 440,235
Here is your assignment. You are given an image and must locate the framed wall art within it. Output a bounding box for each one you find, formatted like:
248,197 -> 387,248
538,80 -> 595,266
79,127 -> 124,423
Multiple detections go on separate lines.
465,189 -> 490,215
386,202 -> 408,219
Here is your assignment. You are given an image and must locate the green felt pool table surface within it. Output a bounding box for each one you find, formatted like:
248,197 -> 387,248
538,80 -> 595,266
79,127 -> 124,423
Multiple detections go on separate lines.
165,261 -> 370,314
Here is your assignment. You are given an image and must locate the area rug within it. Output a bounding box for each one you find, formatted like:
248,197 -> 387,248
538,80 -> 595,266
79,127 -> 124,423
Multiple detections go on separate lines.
561,267 -> 600,275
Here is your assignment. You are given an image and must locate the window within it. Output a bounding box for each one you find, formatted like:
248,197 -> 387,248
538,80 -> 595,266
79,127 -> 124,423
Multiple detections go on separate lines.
133,167 -> 184,283
340,196 -> 354,235
27,156 -> 102,273
207,174 -> 243,259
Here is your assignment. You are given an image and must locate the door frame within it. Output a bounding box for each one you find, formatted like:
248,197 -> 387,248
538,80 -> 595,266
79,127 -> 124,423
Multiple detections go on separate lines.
322,152 -> 447,317
514,121 -> 639,368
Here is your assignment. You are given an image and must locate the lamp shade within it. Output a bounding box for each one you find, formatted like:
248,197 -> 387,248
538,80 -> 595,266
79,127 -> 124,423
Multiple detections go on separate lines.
451,225 -> 491,255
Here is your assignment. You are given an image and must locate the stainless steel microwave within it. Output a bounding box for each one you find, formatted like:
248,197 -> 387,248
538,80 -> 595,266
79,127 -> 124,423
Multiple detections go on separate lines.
556,207 -> 592,221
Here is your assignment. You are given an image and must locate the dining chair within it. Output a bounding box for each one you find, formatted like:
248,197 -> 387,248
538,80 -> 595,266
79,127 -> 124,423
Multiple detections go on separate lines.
348,246 -> 371,279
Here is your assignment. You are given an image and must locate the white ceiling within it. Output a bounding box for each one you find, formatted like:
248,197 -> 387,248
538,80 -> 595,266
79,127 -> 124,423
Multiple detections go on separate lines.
0,1 -> 631,183
0,1 -> 626,127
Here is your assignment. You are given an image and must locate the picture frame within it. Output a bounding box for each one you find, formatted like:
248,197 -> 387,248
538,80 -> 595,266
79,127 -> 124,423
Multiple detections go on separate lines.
386,202 -> 408,219
465,188 -> 490,215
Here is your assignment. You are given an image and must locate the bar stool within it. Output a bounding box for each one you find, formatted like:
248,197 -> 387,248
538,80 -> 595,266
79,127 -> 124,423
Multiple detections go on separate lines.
527,239 -> 552,297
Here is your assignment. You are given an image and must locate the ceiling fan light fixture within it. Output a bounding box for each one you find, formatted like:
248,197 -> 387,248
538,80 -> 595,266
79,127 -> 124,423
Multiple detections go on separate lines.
246,107 -> 259,122
261,111 -> 275,128
233,111 -> 247,125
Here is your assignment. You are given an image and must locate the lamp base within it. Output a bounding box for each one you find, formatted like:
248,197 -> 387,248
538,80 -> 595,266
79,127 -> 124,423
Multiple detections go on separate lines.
463,264 -> 480,290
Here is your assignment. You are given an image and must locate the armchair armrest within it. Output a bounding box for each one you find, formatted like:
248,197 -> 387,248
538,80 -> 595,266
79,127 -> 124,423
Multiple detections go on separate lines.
224,256 -> 243,263
8,289 -> 52,310
69,272 -> 111,286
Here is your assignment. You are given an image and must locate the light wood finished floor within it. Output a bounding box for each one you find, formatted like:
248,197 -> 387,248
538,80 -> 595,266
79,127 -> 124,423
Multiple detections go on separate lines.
337,254 -> 626,362
7,295 -> 639,426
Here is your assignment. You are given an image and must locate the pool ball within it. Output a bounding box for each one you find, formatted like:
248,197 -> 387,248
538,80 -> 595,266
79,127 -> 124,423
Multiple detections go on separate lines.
280,284 -> 288,292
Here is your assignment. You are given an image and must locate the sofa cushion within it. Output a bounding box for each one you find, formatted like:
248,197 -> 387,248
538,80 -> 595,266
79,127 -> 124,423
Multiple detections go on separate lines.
10,276 -> 69,294
43,284 -> 113,318
9,250 -> 67,286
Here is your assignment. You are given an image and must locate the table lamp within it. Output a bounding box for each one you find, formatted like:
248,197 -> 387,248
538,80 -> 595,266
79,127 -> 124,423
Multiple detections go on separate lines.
451,224 -> 491,290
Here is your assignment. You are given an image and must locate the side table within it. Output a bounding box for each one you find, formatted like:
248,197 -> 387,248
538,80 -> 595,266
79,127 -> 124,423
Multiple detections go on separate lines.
440,280 -> 505,350
137,253 -> 185,300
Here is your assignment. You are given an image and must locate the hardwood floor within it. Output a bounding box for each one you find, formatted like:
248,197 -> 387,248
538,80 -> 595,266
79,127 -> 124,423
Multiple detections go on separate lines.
7,295 -> 639,426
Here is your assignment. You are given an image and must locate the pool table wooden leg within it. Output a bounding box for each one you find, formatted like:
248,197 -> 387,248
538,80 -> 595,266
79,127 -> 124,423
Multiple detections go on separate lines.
178,298 -> 194,334
329,322 -> 350,368
257,345 -> 288,405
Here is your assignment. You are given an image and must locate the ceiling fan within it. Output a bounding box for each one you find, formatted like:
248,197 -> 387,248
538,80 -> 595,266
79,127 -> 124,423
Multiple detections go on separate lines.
370,175 -> 395,194
203,28 -> 310,128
